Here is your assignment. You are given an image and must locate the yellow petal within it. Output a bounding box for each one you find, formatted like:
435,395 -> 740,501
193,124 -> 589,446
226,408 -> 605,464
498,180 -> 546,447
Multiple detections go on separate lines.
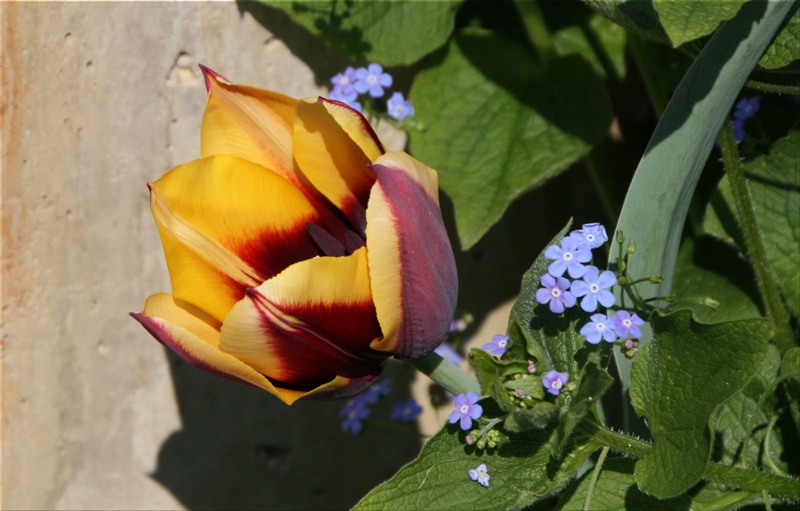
150,154 -> 321,321
219,247 -> 386,389
365,152 -> 458,359
293,98 -> 383,232
200,69 -> 299,188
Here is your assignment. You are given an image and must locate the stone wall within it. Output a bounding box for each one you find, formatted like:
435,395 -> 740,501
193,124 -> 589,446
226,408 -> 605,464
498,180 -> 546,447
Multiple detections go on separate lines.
2,2 -> 416,509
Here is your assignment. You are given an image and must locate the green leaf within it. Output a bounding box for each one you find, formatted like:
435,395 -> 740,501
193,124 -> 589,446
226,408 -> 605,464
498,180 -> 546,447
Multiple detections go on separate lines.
552,360 -> 614,454
509,222 -> 586,377
759,4 -> 800,69
354,425 -> 599,510
556,457 -> 693,511
629,309 -> 771,498
713,344 -> 787,472
705,127 -> 800,317
409,30 -> 611,249
582,0 -> 670,43
469,348 -> 529,413
608,0 -> 794,431
261,0 -> 460,66
653,0 -> 747,48
552,12 -> 627,81
669,235 -> 763,323
505,402 -> 560,433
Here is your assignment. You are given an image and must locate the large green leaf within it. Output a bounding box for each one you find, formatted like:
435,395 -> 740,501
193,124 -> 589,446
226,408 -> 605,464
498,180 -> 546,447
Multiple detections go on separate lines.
669,235 -> 762,323
607,0 -> 794,431
409,30 -> 611,249
713,344 -> 787,472
705,127 -> 800,317
629,309 -> 770,498
509,222 -> 586,377
262,0 -> 460,66
582,0 -> 670,43
552,12 -> 628,81
354,425 -> 598,510
759,3 -> 800,69
653,0 -> 747,48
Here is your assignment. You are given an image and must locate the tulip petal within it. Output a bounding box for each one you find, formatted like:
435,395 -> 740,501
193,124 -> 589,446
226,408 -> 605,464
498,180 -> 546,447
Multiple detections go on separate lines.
365,151 -> 458,360
219,247 -> 387,390
200,68 -> 298,187
133,293 -> 368,405
293,98 -> 383,233
150,154 -> 320,321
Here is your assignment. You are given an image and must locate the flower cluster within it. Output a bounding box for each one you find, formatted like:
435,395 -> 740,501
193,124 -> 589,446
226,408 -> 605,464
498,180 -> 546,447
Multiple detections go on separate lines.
535,223 -> 647,347
338,379 -> 392,434
732,96 -> 760,143
449,392 -> 483,430
329,64 -> 414,121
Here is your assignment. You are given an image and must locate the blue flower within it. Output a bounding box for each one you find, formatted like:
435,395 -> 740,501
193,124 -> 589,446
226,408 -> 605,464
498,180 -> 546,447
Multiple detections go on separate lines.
449,319 -> 467,333
330,66 -> 357,96
361,378 -> 392,405
542,370 -> 568,396
734,96 -> 760,121
354,63 -> 393,98
387,92 -> 414,121
339,398 -> 371,434
482,334 -> 510,357
545,237 -> 592,278
611,310 -> 645,339
435,342 -> 463,366
329,88 -> 362,112
732,118 -> 746,143
468,464 -> 490,488
580,314 -> 617,344
570,265 -> 617,312
390,398 -> 423,421
569,223 -> 608,249
535,274 -> 576,314
448,392 -> 482,430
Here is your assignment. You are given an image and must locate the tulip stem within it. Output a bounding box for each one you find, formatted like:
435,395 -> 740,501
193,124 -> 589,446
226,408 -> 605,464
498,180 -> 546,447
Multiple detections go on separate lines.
409,353 -> 480,396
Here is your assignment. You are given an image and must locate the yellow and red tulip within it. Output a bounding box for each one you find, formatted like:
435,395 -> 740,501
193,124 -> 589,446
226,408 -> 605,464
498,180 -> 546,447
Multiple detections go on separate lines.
132,67 -> 458,405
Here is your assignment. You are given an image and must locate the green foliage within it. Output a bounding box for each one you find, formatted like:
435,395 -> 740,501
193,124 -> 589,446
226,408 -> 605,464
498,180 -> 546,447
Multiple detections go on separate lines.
630,309 -> 771,498
705,127 -> 800,317
551,12 -> 627,81
759,4 -> 800,69
408,31 -> 611,249
582,0 -> 669,43
653,0 -> 747,48
262,0 -> 460,66
353,425 -> 599,510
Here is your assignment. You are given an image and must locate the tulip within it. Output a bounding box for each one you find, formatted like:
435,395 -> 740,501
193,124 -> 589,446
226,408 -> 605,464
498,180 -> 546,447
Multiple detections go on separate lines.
132,67 -> 458,405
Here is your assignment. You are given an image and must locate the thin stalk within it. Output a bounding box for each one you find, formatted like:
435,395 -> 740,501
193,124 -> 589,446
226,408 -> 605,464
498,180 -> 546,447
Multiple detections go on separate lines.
745,80 -> 800,95
583,446 -> 609,511
409,352 -> 480,396
515,0 -> 554,66
718,119 -> 796,354
628,34 -> 668,118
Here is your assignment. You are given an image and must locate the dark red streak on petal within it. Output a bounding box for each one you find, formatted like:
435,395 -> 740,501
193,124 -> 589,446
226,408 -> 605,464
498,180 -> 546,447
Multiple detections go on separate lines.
131,312 -> 257,389
246,288 -> 387,387
370,164 -> 459,360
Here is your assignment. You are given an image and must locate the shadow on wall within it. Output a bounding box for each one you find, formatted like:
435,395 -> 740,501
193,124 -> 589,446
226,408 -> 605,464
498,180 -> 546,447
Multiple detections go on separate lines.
151,351 -> 420,510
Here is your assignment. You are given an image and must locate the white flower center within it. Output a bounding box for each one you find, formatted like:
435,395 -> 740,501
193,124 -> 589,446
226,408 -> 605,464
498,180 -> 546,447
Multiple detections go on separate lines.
460,404 -> 469,414
563,252 -> 573,261
478,469 -> 487,478
551,379 -> 563,390
623,319 -> 632,327
498,340 -> 507,347
551,288 -> 561,298
596,323 -> 605,331
590,283 -> 599,293
367,75 -> 377,84
586,234 -> 595,242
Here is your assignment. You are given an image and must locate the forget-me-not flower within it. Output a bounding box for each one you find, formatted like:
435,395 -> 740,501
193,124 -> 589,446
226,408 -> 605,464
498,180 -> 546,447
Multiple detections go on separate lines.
390,398 -> 423,422
611,310 -> 645,339
449,392 -> 483,430
354,63 -> 393,97
468,464 -> 490,488
580,314 -> 617,344
536,274 -> 576,313
734,96 -> 760,121
387,92 -> 414,121
482,334 -> 510,357
542,370 -> 569,396
570,265 -> 617,312
435,342 -> 463,366
569,223 -> 608,249
330,66 -> 356,96
545,237 -> 592,278
329,88 -> 362,112
339,398 -> 371,434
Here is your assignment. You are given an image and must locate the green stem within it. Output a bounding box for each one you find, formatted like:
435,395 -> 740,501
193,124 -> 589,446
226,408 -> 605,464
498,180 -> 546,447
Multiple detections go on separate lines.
514,0 -> 554,66
409,352 -> 480,396
628,34 -> 668,118
584,146 -> 621,225
745,80 -> 800,95
578,419 -> 800,500
583,446 -> 609,511
718,119 -> 796,354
